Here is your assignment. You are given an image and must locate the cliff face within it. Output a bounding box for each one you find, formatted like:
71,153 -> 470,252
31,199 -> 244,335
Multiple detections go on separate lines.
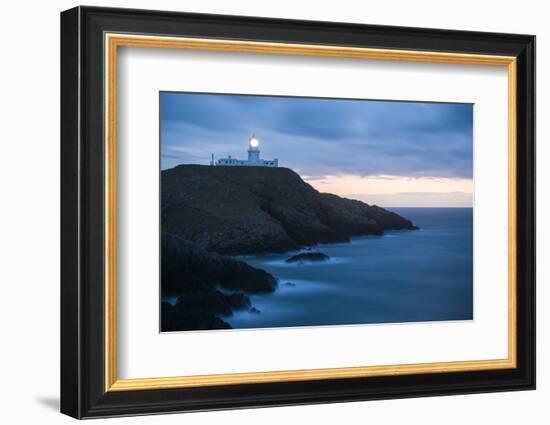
161,165 -> 418,331
162,165 -> 417,256
161,235 -> 277,331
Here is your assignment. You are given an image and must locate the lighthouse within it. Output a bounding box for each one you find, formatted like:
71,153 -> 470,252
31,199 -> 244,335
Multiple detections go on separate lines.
247,136 -> 261,163
216,135 -> 279,167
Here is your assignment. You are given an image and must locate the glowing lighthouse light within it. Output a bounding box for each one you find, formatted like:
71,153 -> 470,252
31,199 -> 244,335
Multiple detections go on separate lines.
249,137 -> 260,149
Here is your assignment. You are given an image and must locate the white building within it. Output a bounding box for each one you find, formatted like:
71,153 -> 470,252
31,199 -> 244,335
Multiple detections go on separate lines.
214,136 -> 278,167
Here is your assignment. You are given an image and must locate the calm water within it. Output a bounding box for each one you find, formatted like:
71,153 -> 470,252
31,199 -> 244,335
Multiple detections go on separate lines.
227,208 -> 473,329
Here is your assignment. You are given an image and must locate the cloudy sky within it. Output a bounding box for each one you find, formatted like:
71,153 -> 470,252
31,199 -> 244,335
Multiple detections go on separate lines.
160,92 -> 473,207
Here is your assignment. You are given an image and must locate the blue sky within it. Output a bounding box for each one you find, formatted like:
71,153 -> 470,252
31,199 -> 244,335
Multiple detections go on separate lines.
160,92 -> 473,207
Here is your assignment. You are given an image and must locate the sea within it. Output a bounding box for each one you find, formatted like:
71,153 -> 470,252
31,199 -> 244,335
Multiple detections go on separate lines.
227,207 -> 473,330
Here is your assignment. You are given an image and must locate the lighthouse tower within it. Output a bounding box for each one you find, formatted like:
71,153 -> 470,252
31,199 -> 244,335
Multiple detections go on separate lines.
247,135 -> 261,164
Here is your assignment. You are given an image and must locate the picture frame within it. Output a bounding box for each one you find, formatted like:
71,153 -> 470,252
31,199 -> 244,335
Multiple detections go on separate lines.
60,5 -> 535,419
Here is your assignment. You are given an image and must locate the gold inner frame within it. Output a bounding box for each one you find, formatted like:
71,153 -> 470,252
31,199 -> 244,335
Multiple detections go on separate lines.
104,33 -> 517,392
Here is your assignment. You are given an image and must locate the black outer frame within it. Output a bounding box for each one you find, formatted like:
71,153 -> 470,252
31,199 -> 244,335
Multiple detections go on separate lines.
60,6 -> 535,419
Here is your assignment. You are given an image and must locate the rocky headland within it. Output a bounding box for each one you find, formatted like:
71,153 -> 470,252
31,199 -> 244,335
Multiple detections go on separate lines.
286,252 -> 330,263
161,165 -> 418,331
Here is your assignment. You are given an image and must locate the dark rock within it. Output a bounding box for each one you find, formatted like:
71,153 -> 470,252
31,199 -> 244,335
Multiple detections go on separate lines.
160,289 -> 253,332
225,293 -> 252,311
162,313 -> 232,332
286,252 -> 330,263
160,235 -> 270,331
175,290 -> 228,316
161,235 -> 277,297
162,165 -> 418,255
218,258 -> 277,294
161,296 -> 233,332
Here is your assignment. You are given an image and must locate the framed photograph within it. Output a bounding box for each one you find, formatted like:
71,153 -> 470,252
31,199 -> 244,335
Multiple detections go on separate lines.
60,6 -> 535,419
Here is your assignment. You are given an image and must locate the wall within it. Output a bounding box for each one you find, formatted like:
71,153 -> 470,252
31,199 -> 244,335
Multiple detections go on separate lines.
0,0 -> 545,423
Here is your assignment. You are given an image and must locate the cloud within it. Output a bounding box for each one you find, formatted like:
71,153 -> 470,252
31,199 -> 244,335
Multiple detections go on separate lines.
160,92 -> 473,180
